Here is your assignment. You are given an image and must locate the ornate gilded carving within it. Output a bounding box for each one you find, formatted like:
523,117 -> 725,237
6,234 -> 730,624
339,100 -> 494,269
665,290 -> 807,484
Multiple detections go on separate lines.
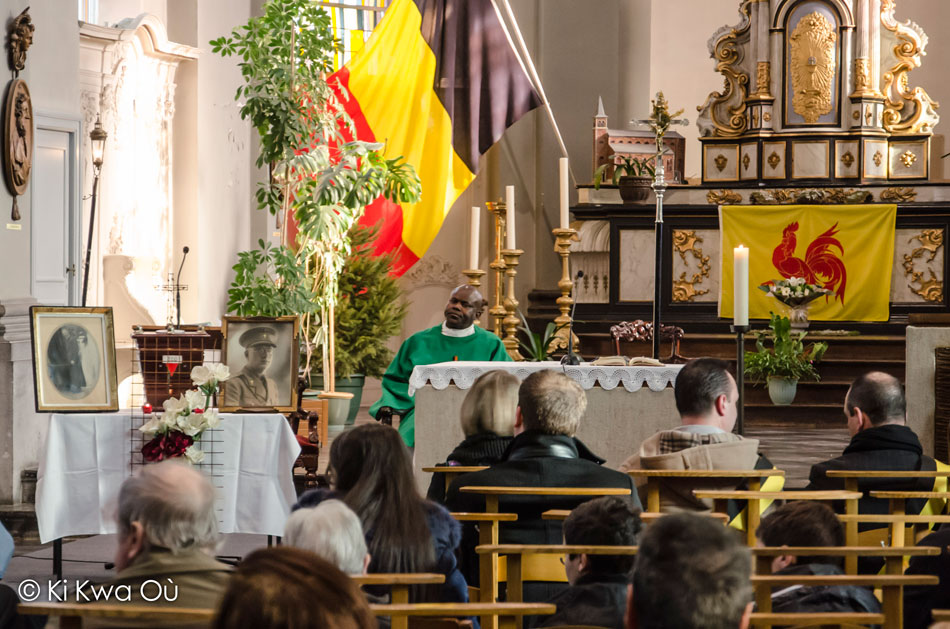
902,229 -> 944,302
754,61 -> 772,97
790,12 -> 837,124
672,230 -> 711,303
880,186 -> 917,202
767,151 -> 780,169
852,57 -> 874,97
881,0 -> 940,134
873,150 -> 884,167
751,111 -> 758,126
749,188 -> 873,204
8,8 -> 33,74
852,110 -> 860,121
742,153 -> 751,170
840,151 -> 854,168
865,105 -> 874,125
763,111 -> 771,122
714,154 -> 728,172
900,150 -> 917,168
696,3 -> 751,138
706,189 -> 742,205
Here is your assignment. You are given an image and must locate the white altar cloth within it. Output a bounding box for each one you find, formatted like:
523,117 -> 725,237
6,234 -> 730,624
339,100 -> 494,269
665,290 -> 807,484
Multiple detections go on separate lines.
36,413 -> 300,543
409,361 -> 682,394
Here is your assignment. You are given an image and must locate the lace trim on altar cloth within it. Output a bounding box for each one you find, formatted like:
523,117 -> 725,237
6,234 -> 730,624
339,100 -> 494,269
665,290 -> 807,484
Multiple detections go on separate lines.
408,361 -> 683,395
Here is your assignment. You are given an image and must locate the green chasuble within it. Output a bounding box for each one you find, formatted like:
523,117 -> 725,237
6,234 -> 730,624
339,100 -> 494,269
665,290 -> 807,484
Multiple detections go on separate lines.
369,324 -> 511,446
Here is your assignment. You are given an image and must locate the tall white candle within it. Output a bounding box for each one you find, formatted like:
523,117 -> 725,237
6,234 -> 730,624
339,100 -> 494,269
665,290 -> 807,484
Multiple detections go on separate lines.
505,185 -> 516,249
468,206 -> 480,270
559,158 -> 569,229
734,245 -> 749,326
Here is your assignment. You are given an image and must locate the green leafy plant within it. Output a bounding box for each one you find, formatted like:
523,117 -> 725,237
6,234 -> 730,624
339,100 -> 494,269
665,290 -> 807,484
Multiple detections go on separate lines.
745,313 -> 828,382
517,312 -> 566,362
227,239 -> 319,318
593,155 -> 656,189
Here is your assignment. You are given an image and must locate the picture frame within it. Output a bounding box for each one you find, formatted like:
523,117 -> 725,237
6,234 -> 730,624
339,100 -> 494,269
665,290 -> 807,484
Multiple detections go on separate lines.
30,306 -> 119,412
220,316 -> 299,413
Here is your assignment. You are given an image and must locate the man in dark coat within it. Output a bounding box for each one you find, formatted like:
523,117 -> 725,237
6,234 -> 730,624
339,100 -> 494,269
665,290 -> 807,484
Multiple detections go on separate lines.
445,369 -> 640,603
903,526 -> 950,629
536,497 -> 641,629
806,371 -> 949,571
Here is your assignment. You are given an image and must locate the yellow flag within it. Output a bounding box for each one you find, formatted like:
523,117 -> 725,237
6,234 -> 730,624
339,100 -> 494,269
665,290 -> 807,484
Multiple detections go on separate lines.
719,204 -> 896,322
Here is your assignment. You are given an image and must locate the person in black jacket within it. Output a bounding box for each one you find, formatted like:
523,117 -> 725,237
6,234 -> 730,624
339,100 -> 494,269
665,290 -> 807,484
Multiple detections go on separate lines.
445,369 -> 641,602
806,371 -> 948,571
755,501 -> 880,621
536,497 -> 642,629
426,370 -> 519,503
903,526 -> 950,629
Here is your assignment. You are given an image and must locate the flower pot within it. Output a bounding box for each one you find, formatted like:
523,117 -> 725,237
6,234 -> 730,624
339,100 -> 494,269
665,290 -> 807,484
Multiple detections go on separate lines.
768,377 -> 798,405
618,176 -> 653,204
311,375 -> 365,425
786,304 -> 810,330
318,391 -> 354,437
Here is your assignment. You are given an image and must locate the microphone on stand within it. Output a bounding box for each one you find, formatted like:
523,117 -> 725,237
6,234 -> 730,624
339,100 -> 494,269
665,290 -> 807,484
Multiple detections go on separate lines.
560,270 -> 584,366
176,246 -> 189,329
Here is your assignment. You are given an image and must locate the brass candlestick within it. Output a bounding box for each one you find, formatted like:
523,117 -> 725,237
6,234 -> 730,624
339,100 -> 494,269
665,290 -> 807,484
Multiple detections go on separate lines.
486,201 -> 507,337
552,227 -> 579,352
462,268 -> 487,327
501,248 -> 525,361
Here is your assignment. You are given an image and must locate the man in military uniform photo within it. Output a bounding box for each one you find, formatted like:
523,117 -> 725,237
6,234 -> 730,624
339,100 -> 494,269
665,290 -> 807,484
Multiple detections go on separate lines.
225,326 -> 280,408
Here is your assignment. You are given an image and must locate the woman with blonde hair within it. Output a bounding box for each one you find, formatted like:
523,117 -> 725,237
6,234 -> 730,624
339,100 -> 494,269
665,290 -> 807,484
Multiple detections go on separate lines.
426,369 -> 519,502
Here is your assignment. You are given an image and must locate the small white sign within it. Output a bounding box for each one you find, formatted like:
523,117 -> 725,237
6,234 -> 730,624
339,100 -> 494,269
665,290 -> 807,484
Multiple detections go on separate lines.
6,223 -> 21,231
162,355 -> 183,364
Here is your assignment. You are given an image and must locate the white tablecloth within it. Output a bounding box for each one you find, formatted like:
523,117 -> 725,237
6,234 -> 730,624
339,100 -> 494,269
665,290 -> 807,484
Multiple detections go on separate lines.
409,361 -> 682,394
36,413 -> 301,543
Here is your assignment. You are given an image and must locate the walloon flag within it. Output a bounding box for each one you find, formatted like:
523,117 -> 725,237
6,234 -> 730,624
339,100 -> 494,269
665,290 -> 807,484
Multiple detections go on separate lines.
329,0 -> 542,274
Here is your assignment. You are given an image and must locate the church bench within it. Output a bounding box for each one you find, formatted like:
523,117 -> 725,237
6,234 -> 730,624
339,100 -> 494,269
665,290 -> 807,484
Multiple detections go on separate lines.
17,602 -> 214,628
540,508 -> 730,524
370,602 -> 556,629
692,489 -> 863,546
353,573 -> 446,604
748,611 -> 885,628
932,609 -> 950,621
451,511 -> 518,616
751,574 -> 938,629
865,490 -> 950,547
751,545 -> 939,576
423,466 -> 489,494
624,468 -> 786,513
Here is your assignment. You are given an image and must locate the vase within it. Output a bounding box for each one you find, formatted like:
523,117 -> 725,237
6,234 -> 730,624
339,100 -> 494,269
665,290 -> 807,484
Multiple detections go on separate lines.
618,176 -> 653,204
768,377 -> 798,405
786,303 -> 810,330
318,391 -> 354,437
312,375 -> 365,426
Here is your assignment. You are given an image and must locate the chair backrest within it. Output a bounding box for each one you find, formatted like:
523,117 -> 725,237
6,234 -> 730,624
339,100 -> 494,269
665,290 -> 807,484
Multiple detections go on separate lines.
18,602 -> 214,628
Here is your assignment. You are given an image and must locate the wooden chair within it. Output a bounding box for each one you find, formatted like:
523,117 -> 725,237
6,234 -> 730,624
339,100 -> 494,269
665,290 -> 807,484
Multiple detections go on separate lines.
625,468 -> 786,513
541,508 -> 730,524
692,489 -> 862,547
749,611 -> 885,628
866,490 -> 950,547
423,466 -> 489,496
287,377 -> 329,488
18,603 -> 214,629
750,573 -> 938,629
352,573 -> 446,604
370,602 -> 556,629
932,609 -> 950,622
751,545 -> 939,576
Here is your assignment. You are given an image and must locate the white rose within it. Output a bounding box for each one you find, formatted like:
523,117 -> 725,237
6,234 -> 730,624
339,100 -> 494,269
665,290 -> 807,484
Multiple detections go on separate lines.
781,287 -> 791,296
176,412 -> 207,437
162,395 -> 188,416
209,363 -> 230,383
139,417 -> 163,436
191,365 -> 213,386
202,409 -> 221,430
184,445 -> 205,465
184,389 -> 205,410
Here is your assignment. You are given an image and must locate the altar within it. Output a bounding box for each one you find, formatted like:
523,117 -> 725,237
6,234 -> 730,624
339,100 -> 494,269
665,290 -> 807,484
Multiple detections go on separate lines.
410,361 -> 682,489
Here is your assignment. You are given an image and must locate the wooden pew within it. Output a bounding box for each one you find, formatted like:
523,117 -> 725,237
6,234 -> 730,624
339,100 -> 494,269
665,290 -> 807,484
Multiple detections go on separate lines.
692,489 -> 862,546
749,611 -> 885,627
352,573 -> 446,604
370,602 -> 556,629
541,508 -> 730,524
751,573 -> 938,629
751,545 -> 939,576
625,468 -> 786,513
932,608 -> 950,622
17,602 -> 214,629
866,490 -> 950,547
423,466 -> 489,495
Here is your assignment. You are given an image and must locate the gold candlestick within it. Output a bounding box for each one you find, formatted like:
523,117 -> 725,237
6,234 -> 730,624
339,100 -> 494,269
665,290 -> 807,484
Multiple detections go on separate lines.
486,201 -> 507,338
552,227 -> 580,352
501,248 -> 525,361
461,268 -> 487,327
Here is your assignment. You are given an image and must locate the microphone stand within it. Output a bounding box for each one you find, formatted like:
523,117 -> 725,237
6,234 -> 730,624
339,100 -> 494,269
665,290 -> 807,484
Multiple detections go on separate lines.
175,246 -> 189,329
560,271 -> 584,365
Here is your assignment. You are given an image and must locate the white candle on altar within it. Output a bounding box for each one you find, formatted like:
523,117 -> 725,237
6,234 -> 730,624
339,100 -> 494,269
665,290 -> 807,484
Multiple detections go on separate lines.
505,185 -> 516,249
468,206 -> 480,270
559,158 -> 569,229
734,245 -> 749,326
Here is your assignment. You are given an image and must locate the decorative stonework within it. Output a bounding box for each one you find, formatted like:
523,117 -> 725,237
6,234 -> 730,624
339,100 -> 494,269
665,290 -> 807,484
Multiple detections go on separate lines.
742,153 -> 750,171
840,151 -> 854,168
790,12 -> 837,124
696,3 -> 751,138
767,151 -> 780,169
880,187 -> 917,202
902,229 -> 944,302
749,188 -> 873,205
705,189 -> 742,205
714,154 -> 728,172
754,61 -> 771,97
900,150 -> 917,168
881,0 -> 940,134
403,255 -> 458,289
852,57 -> 874,97
671,230 -> 711,302
873,150 -> 884,167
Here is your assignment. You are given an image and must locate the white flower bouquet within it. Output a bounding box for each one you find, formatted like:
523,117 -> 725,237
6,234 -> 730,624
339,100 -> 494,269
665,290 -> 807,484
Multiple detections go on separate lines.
758,277 -> 832,308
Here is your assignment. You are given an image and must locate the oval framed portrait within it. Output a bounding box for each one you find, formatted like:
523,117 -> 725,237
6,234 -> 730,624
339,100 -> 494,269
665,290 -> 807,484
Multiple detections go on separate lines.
4,78 -> 32,196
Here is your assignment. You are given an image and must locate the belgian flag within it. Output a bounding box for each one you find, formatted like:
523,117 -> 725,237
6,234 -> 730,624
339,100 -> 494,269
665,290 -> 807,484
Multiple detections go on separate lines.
330,0 -> 542,274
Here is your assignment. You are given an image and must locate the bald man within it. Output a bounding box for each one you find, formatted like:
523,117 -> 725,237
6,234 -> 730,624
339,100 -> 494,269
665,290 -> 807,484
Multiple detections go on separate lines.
369,285 -> 511,447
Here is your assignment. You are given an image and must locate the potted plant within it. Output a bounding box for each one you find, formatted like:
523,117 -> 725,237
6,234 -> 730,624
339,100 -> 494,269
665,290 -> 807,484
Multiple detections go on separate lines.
759,277 -> 833,330
593,155 -> 656,204
213,0 -> 422,429
744,313 -> 828,405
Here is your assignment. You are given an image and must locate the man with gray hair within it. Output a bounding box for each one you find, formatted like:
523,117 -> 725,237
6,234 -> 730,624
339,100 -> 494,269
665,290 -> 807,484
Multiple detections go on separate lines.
446,370 -> 639,602
96,460 -> 231,621
283,499 -> 370,575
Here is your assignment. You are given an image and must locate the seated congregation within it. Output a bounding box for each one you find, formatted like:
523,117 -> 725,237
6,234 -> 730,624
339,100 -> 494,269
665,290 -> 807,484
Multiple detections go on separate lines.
8,359 -> 950,629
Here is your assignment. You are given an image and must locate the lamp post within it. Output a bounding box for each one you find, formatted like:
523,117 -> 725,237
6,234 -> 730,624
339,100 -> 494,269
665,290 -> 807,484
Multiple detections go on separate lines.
81,115 -> 107,307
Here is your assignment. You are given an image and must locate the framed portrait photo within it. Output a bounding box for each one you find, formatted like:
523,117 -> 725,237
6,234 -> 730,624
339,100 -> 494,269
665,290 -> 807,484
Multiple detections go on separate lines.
30,306 -> 119,412
220,316 -> 299,413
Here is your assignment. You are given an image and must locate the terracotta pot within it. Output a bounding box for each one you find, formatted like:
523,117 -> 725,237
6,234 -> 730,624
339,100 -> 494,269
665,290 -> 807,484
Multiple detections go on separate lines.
618,176 -> 653,204
768,376 -> 798,405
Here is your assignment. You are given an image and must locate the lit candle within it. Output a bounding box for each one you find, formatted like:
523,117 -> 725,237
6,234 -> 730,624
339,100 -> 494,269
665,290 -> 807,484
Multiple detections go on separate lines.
734,245 -> 749,326
559,158 -> 569,229
506,185 -> 516,249
468,206 -> 480,270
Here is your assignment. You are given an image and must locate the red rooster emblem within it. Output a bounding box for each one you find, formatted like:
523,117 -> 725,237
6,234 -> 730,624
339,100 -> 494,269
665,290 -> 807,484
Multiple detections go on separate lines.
770,221 -> 847,303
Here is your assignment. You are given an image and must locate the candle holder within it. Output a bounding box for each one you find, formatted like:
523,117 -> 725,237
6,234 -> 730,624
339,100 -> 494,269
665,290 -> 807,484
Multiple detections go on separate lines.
462,269 -> 486,327
486,201 -> 508,337
551,227 -> 579,352
730,323 -> 750,436
501,248 -> 525,361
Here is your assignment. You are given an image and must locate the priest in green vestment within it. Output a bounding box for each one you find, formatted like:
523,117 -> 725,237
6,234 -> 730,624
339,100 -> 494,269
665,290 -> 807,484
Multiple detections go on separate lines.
369,285 -> 512,447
